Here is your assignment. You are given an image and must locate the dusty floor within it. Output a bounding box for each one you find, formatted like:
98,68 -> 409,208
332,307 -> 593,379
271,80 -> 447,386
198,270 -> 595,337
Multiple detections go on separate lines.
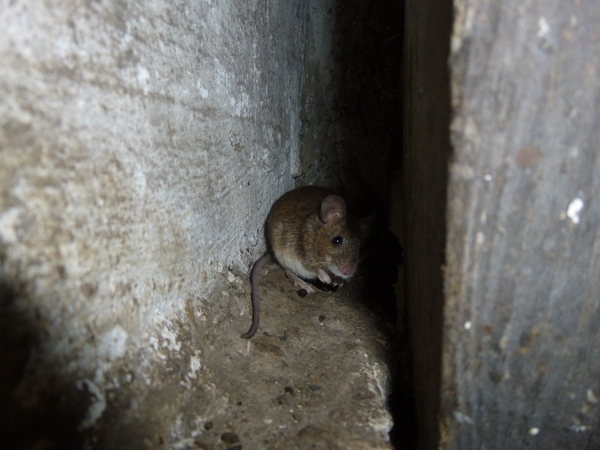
161,263 -> 402,449
3,258 -> 413,449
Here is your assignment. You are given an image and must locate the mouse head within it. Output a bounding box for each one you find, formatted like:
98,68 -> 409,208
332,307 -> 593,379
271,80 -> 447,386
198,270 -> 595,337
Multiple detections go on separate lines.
312,194 -> 362,280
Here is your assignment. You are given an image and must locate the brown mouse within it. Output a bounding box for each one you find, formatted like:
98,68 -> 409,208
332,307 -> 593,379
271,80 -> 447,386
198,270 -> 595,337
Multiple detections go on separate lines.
241,185 -> 372,338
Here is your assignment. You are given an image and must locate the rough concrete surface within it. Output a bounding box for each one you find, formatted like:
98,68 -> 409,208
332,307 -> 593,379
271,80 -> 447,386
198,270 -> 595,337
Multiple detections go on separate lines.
2,262 -> 397,448
0,0 -> 401,448
162,265 -> 395,450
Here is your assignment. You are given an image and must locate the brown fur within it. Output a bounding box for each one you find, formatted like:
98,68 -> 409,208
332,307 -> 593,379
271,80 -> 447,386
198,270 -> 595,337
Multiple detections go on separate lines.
266,186 -> 362,280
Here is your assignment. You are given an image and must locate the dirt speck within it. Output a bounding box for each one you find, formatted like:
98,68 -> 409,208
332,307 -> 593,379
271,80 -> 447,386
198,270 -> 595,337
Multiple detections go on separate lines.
515,145 -> 542,167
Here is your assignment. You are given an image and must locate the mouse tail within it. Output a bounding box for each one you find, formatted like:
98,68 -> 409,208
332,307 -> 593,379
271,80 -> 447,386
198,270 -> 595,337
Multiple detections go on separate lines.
241,252 -> 272,338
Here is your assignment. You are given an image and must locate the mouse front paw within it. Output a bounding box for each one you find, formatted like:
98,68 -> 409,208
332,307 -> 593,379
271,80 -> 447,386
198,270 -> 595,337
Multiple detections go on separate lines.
331,275 -> 344,287
285,270 -> 316,294
317,268 -> 332,285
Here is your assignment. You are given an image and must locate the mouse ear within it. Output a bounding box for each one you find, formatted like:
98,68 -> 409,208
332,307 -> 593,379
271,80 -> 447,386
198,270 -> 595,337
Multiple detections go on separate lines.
320,195 -> 346,223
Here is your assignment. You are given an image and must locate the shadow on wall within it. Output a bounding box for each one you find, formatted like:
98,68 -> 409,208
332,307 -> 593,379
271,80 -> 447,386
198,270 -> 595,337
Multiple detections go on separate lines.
360,225 -> 418,449
0,279 -> 89,449
327,0 -> 406,334
328,0 -> 418,447
324,0 -> 405,325
300,0 -> 403,198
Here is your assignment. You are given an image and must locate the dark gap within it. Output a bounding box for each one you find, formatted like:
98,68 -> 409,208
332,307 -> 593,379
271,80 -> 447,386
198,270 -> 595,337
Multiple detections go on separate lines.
402,1 -> 453,448
328,0 -> 417,447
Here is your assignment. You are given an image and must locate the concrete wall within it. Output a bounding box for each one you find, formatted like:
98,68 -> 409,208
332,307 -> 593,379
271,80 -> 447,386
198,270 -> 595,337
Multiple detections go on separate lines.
1,0 -> 307,444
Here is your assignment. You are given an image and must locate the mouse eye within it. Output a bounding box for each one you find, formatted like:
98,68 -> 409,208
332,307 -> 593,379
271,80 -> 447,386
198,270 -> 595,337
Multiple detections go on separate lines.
331,236 -> 343,246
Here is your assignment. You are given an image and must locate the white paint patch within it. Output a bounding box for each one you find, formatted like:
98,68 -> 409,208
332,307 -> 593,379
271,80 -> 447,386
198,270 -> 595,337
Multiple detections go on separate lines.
133,164 -> 147,197
160,325 -> 181,352
98,325 -> 128,361
76,379 -> 107,430
464,321 -> 472,330
568,146 -> 579,158
187,351 -> 202,380
137,64 -> 151,95
569,108 -> 578,119
454,411 -> 474,425
499,323 -> 512,350
569,15 -> 578,27
199,86 -> 209,99
367,413 -> 394,435
370,362 -> 389,401
290,145 -> 302,177
537,17 -> 549,38
464,116 -> 478,140
499,336 -> 508,349
0,207 -> 23,243
587,389 -> 599,404
148,335 -> 159,351
528,427 -> 540,436
570,425 -> 589,433
567,197 -> 584,224
476,232 -> 485,245
452,163 -> 475,180
484,174 -> 492,181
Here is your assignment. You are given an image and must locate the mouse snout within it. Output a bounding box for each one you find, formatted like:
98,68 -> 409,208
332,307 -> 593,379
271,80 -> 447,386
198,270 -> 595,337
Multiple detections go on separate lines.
337,260 -> 356,278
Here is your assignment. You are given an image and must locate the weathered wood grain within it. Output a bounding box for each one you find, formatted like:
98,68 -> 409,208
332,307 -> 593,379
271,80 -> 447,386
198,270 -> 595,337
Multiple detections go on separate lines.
443,0 -> 600,448
405,0 -> 600,448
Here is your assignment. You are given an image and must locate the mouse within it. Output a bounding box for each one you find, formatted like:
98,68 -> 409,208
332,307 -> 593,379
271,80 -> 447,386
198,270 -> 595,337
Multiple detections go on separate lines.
241,185 -> 372,338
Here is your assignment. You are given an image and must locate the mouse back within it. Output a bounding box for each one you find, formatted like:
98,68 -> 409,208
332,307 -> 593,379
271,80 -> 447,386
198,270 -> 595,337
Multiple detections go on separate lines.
266,186 -> 364,281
